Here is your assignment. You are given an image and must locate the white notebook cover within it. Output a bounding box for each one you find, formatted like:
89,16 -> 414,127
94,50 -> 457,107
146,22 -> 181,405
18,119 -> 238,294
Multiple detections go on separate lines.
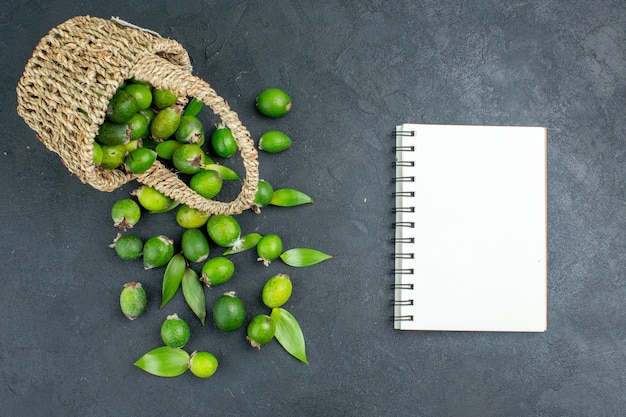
393,124 -> 547,332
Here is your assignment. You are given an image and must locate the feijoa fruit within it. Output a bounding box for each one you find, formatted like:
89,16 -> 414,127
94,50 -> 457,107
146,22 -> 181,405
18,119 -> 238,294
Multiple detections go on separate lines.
212,291 -> 246,331
188,351 -> 218,378
262,274 -> 292,308
246,314 -> 276,349
111,198 -> 141,231
160,313 -> 191,348
143,235 -> 175,270
120,282 -> 146,320
256,88 -> 291,118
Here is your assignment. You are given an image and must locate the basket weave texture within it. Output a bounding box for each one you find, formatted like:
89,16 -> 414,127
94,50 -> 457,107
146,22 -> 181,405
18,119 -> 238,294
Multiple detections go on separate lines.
16,15 -> 258,215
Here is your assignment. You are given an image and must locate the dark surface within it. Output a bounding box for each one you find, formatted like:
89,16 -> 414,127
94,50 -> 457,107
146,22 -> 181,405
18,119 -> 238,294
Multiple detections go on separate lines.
2,1 -> 625,416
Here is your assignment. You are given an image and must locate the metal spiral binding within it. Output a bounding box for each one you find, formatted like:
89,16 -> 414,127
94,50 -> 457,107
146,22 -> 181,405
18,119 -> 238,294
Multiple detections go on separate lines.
392,128 -> 416,324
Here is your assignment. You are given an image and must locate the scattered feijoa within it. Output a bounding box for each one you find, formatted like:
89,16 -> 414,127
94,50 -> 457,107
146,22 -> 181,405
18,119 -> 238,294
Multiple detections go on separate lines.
256,234 -> 283,266
200,257 -> 234,287
132,185 -> 178,213
181,228 -> 210,263
143,235 -> 175,270
160,313 -> 191,348
172,143 -> 208,175
211,124 -> 238,158
253,180 -> 274,209
246,314 -> 276,349
213,292 -> 246,331
206,214 -> 241,248
256,88 -> 291,118
188,351 -> 218,378
120,282 -> 146,320
110,233 -> 143,261
111,198 -> 141,231
258,130 -> 292,153
190,170 -> 223,199
176,205 -> 211,229
262,274 -> 292,308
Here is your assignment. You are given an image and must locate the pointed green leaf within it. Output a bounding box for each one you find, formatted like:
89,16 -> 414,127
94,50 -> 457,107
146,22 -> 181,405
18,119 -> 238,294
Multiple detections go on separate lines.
182,268 -> 206,325
270,189 -> 313,207
161,254 -> 187,309
280,248 -> 333,267
204,164 -> 240,181
270,308 -> 308,364
223,233 -> 262,255
183,97 -> 204,117
134,346 -> 190,377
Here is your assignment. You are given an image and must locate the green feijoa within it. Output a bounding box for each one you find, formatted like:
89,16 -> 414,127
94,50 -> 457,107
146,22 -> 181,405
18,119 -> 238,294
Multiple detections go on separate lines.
160,313 -> 190,348
100,144 -> 127,169
262,273 -> 292,308
109,233 -> 143,261
155,140 -> 182,160
124,83 -> 153,111
190,170 -> 222,199
153,87 -> 178,109
143,235 -> 175,270
188,351 -> 218,378
253,180 -> 273,208
246,314 -> 276,349
93,142 -> 103,166
256,234 -> 283,266
124,147 -> 157,174
132,185 -> 178,213
256,88 -> 291,118
151,106 -> 182,140
200,257 -> 234,287
206,214 -> 241,248
120,282 -> 146,320
96,121 -> 132,146
258,130 -> 292,153
175,115 -> 204,144
172,143 -> 208,174
106,89 -> 139,123
140,108 -> 156,126
128,112 -> 150,140
211,124 -> 238,158
212,291 -> 245,332
111,198 -> 141,231
176,205 -> 211,229
181,228 -> 210,263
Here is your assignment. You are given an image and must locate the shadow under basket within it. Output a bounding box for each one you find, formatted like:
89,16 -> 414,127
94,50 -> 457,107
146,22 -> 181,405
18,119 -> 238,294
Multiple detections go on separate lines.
16,15 -> 259,215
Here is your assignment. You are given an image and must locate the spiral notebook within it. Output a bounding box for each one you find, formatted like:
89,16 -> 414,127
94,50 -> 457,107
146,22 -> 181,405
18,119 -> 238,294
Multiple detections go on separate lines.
393,123 -> 547,332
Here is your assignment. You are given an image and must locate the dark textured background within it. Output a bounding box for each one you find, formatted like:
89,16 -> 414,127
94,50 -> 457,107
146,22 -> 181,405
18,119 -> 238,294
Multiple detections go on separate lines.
2,1 -> 625,416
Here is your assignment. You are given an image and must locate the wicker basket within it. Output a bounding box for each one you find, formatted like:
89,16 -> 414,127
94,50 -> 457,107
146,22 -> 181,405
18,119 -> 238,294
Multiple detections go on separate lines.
16,15 -> 258,215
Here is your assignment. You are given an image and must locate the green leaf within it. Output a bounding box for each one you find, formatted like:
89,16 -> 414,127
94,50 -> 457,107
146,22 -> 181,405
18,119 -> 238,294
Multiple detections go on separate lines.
160,254 -> 187,309
204,164 -> 240,181
223,233 -> 262,255
270,189 -> 313,207
280,248 -> 333,267
181,268 -> 206,325
183,97 -> 204,117
134,346 -> 190,377
270,308 -> 308,364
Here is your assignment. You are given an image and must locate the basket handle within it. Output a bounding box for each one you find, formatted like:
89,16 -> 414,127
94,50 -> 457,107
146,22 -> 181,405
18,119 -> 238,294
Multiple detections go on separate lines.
131,55 -> 259,215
